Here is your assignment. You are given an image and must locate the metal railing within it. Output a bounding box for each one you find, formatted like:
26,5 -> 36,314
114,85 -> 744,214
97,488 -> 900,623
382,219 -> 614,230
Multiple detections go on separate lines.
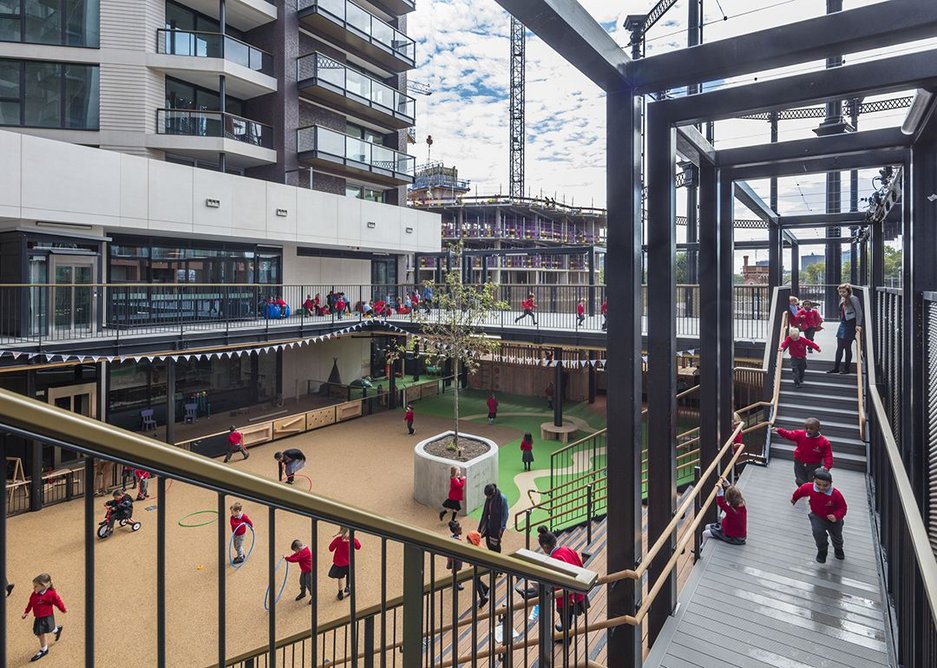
156,109 -> 273,148
861,289 -> 937,666
156,29 -> 273,75
297,126 -> 415,179
0,388 -> 595,667
0,282 -> 773,347
298,0 -> 416,65
297,52 -> 415,122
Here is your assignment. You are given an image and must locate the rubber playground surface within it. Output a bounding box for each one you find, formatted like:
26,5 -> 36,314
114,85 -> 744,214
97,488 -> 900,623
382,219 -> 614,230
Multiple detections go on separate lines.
2,390 -> 606,667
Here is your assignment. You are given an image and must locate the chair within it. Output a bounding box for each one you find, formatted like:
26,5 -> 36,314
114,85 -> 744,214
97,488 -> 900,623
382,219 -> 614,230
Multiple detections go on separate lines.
184,403 -> 198,424
140,409 -> 157,431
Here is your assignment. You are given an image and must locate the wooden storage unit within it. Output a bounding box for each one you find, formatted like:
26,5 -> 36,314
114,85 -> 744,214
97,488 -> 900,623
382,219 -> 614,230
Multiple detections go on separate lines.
306,406 -> 337,430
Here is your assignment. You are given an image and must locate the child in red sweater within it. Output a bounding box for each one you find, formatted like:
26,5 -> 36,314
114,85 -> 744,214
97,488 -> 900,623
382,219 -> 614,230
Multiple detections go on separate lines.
576,299 -> 585,326
600,299 -> 608,330
779,327 -> 821,388
514,293 -> 538,326
329,527 -> 362,600
773,418 -> 834,487
487,393 -> 499,424
795,300 -> 823,350
404,404 -> 415,435
791,467 -> 848,563
520,432 -> 534,471
22,573 -> 66,662
537,526 -> 588,636
229,503 -> 254,565
701,478 -> 747,547
284,539 -> 313,602
439,466 -> 465,522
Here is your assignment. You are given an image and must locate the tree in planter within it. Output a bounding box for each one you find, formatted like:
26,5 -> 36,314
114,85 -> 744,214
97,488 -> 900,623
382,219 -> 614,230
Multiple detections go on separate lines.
395,243 -> 507,455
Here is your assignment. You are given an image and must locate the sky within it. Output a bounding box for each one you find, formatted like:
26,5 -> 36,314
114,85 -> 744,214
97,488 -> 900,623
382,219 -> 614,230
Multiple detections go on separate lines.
407,0 -> 927,261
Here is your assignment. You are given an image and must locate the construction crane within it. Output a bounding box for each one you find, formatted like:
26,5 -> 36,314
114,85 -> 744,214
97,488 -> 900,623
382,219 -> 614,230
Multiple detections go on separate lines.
406,80 -> 433,144
509,16 -> 525,199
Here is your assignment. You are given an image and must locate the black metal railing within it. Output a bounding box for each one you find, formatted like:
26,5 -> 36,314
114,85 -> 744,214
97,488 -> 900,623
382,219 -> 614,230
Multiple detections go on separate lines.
861,289 -> 937,667
0,388 -> 595,667
298,0 -> 416,66
156,29 -> 274,75
156,109 -> 273,148
925,293 -> 937,556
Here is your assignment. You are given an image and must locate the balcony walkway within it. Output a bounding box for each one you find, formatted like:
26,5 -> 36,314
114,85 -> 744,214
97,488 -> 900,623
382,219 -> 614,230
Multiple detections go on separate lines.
645,464 -> 892,668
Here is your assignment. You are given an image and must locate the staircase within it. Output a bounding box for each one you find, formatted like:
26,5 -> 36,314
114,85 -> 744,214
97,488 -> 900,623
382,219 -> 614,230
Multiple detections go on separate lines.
771,358 -> 866,471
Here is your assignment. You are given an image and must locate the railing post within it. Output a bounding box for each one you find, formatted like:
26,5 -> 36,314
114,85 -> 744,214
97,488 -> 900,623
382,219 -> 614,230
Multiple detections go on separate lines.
586,483 -> 593,545
693,465 -> 702,562
525,509 -> 532,551
363,615 -> 375,668
537,584 -> 553,667
401,543 -> 424,665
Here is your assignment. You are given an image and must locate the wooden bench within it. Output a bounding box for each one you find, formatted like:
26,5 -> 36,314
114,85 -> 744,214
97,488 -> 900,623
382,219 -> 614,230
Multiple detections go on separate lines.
540,421 -> 580,443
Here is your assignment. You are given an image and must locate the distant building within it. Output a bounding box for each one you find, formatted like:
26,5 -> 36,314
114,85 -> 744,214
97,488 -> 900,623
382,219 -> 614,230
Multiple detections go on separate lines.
741,255 -> 769,284
801,253 -> 825,271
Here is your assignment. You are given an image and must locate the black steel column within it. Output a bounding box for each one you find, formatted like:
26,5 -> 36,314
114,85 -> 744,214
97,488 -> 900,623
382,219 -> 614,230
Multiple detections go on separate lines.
217,492 -> 226,666
605,88 -> 643,668
646,107 -> 677,642
791,243 -> 800,296
27,369 -> 40,511
698,162 -> 720,527
84,457 -> 95,664
166,360 -> 176,445
718,177 -> 736,447
768,220 -> 780,294
553,349 -> 563,427
401,544 -> 424,663
860,238 -> 868,286
821,0 -> 845,310
218,0 -> 227,172
157,476 -> 166,668
0,434 -> 6,668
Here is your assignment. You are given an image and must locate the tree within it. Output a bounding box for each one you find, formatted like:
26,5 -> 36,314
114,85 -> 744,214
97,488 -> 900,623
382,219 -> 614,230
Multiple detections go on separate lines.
402,242 -> 508,452
884,246 -> 902,279
801,261 -> 825,284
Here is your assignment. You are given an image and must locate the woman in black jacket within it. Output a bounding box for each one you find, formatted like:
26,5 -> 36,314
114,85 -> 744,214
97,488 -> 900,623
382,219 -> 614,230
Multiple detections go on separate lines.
828,283 -> 863,374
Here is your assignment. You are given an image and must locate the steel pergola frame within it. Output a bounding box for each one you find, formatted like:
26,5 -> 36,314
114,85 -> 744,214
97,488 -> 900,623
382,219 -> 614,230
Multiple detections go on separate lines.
491,1 -> 937,664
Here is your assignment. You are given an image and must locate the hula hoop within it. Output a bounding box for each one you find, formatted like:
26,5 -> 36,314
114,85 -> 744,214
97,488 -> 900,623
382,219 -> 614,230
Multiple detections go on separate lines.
263,557 -> 290,611
228,522 -> 256,569
177,510 -> 218,528
291,474 -> 313,492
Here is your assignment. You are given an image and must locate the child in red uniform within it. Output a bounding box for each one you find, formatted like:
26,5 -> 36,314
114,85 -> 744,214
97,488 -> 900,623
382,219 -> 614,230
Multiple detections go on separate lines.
224,425 -> 249,463
284,539 -> 313,602
335,294 -> 345,319
796,300 -> 823,351
328,527 -> 361,600
514,293 -> 537,325
440,466 -> 465,522
791,467 -> 848,563
404,404 -> 415,435
701,478 -> 747,547
600,299 -> 608,330
537,526 -> 588,638
21,573 -> 66,662
520,432 -> 534,471
486,393 -> 499,424
133,468 -> 151,501
229,503 -> 254,565
576,299 -> 585,327
788,296 -> 801,327
779,327 -> 821,388
773,417 -> 834,487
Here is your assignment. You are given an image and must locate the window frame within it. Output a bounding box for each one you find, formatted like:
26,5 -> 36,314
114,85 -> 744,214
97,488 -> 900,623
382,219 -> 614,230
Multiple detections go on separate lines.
0,0 -> 100,48
0,58 -> 99,129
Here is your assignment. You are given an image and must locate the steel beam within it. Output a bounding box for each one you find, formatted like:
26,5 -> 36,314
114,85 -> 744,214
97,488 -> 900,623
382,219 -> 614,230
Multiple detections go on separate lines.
717,175 -> 735,458
676,125 -> 716,166
645,108 -> 677,643
698,162 -> 720,529
604,89 -> 643,668
780,212 -> 892,229
654,49 -> 937,126
724,147 -> 908,181
717,128 -> 910,170
492,0 -> 631,91
733,181 -> 778,225
631,0 -> 937,94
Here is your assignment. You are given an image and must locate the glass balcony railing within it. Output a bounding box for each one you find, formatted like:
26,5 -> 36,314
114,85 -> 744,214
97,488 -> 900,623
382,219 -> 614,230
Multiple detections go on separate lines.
297,52 -> 415,122
297,125 -> 415,179
156,109 -> 274,149
298,0 -> 416,66
156,29 -> 273,76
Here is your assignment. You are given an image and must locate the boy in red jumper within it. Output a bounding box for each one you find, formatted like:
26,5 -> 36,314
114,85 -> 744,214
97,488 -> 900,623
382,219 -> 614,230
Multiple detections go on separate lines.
284,539 -> 313,602
404,404 -> 415,435
576,299 -> 585,327
229,503 -> 254,565
791,467 -> 848,562
514,293 -> 537,325
22,573 -> 66,662
795,300 -> 823,350
328,527 -> 362,600
773,418 -> 833,487
779,327 -> 821,388
600,299 -> 607,330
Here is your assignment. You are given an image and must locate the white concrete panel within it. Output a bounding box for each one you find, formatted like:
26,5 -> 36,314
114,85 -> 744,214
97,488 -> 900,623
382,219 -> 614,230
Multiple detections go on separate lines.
0,132 -> 21,219
21,136 -> 121,225
229,175 -> 267,233
361,198 -> 402,247
296,188 -> 339,242
148,160 -> 194,228
119,154 -> 149,223
335,196 -> 364,246
265,183 -> 299,239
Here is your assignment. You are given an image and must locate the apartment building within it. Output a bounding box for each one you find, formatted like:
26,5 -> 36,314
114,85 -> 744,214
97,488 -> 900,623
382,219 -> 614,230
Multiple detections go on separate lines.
0,0 -> 438,487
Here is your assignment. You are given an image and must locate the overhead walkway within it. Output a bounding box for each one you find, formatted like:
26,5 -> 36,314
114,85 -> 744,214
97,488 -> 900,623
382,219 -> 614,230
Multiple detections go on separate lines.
645,464 -> 891,668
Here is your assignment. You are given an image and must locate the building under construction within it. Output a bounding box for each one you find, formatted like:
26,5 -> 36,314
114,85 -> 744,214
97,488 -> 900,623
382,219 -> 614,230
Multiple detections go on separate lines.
408,163 -> 606,285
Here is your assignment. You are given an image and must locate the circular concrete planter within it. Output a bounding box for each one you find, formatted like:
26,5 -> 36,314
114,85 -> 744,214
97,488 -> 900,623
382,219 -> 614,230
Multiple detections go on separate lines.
413,431 -> 499,517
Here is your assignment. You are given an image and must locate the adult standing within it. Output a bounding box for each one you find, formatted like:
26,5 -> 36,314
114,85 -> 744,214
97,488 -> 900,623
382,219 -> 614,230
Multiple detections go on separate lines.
827,283 -> 863,374
478,483 -> 508,553
275,449 -> 306,485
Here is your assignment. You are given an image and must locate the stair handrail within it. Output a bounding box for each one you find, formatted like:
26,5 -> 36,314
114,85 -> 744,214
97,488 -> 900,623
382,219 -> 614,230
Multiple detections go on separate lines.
856,326 -> 866,441
768,309 -> 790,428
858,289 -> 937,622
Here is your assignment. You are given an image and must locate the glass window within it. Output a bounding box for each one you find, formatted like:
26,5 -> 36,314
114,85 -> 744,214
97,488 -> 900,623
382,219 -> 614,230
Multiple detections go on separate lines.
1,1 -> 98,46
24,0 -> 60,44
64,62 -> 97,128
0,58 -> 97,128
24,60 -> 61,127
64,0 -> 96,45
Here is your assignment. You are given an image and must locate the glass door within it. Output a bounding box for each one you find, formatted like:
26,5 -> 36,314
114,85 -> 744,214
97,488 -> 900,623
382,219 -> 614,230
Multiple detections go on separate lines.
47,382 -> 97,467
50,257 -> 96,337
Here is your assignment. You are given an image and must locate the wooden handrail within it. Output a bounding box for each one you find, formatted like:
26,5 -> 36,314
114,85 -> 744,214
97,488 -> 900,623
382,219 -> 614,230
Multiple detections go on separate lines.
768,311 -> 790,426
856,328 -> 866,440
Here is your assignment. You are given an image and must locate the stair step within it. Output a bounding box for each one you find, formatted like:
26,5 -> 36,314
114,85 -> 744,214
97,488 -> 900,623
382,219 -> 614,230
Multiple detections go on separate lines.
777,402 -> 859,419
796,369 -> 859,385
773,416 -> 861,440
777,392 -> 858,410
770,443 -> 867,471
780,378 -> 857,393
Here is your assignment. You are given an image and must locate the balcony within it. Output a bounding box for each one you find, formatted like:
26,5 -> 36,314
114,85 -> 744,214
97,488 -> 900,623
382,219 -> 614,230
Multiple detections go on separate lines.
175,0 -> 277,31
298,0 -> 416,73
297,53 -> 415,130
149,109 -> 277,168
150,29 -> 276,99
368,0 -> 415,16
297,125 -> 414,185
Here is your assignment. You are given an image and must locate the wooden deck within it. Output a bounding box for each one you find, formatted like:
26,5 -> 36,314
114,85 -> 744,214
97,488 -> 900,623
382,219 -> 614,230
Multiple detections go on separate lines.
645,464 -> 893,668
